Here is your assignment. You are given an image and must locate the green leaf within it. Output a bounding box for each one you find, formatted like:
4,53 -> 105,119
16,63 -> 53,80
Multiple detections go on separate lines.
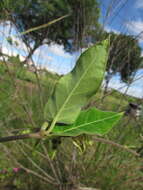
44,40 -> 109,126
52,108 -> 123,136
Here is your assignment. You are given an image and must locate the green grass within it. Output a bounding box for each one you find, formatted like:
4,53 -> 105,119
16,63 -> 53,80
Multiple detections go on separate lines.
0,62 -> 143,190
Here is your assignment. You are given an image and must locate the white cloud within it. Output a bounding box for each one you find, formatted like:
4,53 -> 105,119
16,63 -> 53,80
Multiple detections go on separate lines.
135,0 -> 143,9
104,26 -> 120,34
47,43 -> 72,58
11,35 -> 28,53
1,46 -> 27,62
34,45 -> 53,61
109,82 -> 143,98
126,20 -> 143,34
0,21 -> 71,59
126,20 -> 143,42
126,85 -> 143,98
31,43 -> 76,74
0,21 -> 29,59
0,21 -> 13,36
108,74 -> 143,98
2,46 -> 17,57
0,21 -> 76,74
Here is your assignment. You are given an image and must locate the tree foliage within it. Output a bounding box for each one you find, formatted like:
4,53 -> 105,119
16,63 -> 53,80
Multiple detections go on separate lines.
0,0 -> 100,53
106,32 -> 142,83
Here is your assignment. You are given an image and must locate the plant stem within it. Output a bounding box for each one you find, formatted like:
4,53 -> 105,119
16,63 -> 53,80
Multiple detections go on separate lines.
93,136 -> 140,157
0,132 -> 41,143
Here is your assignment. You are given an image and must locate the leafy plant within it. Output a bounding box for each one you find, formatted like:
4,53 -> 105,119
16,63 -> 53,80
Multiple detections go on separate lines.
43,39 -> 123,137
0,39 -> 123,142
44,40 -> 109,125
0,38 -> 141,190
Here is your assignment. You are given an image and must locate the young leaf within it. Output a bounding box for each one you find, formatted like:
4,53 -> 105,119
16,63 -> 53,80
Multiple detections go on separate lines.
44,40 -> 109,127
51,108 -> 123,136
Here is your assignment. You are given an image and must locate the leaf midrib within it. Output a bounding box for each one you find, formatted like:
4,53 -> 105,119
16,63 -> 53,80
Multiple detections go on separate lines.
49,48 -> 100,132
55,113 -> 122,134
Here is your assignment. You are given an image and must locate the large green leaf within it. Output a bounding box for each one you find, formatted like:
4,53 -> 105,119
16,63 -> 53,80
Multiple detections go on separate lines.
52,108 -> 123,136
44,40 -> 109,126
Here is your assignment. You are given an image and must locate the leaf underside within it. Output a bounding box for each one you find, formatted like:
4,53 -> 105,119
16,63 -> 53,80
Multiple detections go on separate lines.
52,108 -> 123,136
44,40 -> 109,124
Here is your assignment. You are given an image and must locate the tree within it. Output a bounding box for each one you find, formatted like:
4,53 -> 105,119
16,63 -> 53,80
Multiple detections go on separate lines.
103,32 -> 143,93
0,0 -> 101,58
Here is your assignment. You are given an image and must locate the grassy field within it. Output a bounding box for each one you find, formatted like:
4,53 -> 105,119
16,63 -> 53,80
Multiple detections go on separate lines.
0,62 -> 143,190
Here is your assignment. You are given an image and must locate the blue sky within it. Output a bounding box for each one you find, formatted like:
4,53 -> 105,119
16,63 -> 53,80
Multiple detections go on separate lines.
100,0 -> 142,31
100,0 -> 143,98
0,0 -> 143,97
100,0 -> 143,45
0,21 -> 78,74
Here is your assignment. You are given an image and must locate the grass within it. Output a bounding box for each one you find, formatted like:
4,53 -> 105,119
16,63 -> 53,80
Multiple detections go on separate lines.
0,62 -> 143,189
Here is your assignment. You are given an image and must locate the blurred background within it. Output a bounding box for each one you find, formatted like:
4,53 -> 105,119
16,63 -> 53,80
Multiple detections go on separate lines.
0,0 -> 143,189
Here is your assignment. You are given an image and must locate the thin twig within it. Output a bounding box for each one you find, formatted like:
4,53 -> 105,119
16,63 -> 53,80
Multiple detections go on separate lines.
1,144 -> 57,185
20,141 -> 60,183
41,142 -> 60,183
20,14 -> 70,36
93,136 -> 140,157
17,143 -> 55,182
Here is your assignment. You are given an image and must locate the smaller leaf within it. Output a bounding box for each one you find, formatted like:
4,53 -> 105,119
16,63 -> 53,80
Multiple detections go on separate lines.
52,108 -> 123,136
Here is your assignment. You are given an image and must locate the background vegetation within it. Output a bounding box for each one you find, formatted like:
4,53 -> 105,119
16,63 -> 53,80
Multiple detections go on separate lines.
0,0 -> 143,190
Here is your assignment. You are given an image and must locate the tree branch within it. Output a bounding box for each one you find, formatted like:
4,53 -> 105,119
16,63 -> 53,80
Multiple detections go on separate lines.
0,131 -> 140,158
0,132 -> 41,143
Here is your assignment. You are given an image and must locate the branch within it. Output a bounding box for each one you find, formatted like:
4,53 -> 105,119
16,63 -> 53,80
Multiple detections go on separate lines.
0,131 -> 140,157
2,144 -> 57,185
0,132 -> 41,143
93,136 -> 140,157
20,14 -> 70,36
